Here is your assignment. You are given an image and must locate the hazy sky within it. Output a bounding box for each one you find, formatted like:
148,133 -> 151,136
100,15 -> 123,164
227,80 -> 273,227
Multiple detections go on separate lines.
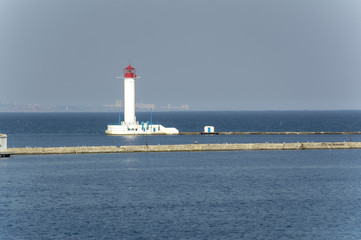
1,0 -> 361,110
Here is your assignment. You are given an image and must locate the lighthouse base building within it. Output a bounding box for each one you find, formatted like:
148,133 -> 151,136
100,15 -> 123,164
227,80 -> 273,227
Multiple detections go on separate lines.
106,122 -> 179,135
106,64 -> 179,135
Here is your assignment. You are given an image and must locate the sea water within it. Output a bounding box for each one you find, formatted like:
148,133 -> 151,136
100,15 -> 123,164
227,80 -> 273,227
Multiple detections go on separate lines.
1,111 -> 361,239
1,111 -> 361,147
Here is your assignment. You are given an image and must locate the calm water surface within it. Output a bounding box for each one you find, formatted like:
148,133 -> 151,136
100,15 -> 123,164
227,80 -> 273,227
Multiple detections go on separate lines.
1,150 -> 361,239
1,111 -> 361,239
1,111 -> 361,147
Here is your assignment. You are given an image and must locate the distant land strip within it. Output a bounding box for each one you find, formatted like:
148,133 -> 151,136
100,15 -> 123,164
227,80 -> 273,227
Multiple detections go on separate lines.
8,142 -> 361,155
179,132 -> 361,135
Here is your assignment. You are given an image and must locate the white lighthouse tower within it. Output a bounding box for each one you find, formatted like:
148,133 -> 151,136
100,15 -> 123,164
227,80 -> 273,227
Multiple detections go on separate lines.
105,64 -> 179,135
123,64 -> 137,124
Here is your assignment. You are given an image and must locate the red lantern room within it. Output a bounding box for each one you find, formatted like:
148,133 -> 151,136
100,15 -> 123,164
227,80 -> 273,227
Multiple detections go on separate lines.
124,64 -> 136,78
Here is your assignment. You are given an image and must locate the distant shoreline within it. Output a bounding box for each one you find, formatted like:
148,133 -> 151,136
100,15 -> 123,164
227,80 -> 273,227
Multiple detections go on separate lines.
1,109 -> 361,113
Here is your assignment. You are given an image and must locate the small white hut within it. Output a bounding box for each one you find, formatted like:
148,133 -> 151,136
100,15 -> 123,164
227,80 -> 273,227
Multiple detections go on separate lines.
204,126 -> 215,133
0,134 -> 7,152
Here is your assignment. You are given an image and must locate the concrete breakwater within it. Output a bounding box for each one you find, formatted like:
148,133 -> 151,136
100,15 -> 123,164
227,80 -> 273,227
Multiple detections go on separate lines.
179,131 -> 361,135
8,142 -> 361,155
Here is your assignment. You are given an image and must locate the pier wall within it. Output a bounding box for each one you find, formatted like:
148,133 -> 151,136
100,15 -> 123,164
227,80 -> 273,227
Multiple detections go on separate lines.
8,142 -> 361,155
180,131 -> 361,135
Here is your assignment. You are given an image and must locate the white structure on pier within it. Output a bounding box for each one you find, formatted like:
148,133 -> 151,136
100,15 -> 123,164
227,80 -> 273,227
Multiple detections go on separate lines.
0,134 -> 8,157
0,134 -> 7,152
106,64 -> 179,135
204,126 -> 215,133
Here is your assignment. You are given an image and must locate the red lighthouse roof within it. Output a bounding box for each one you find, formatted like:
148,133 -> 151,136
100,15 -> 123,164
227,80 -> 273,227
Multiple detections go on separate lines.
124,64 -> 136,78
125,64 -> 134,70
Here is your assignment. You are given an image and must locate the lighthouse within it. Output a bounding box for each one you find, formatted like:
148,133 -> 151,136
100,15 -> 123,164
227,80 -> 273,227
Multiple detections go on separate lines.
123,64 -> 137,124
105,64 -> 179,135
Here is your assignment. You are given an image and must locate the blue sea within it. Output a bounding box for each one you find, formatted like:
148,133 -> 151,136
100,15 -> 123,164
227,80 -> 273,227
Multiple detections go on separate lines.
1,111 -> 361,239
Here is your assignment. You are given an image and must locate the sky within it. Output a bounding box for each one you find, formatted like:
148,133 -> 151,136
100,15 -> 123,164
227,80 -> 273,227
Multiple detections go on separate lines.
1,0 -> 361,110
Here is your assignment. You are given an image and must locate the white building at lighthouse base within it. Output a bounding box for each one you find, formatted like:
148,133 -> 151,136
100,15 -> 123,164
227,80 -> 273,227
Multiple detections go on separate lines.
106,121 -> 179,135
